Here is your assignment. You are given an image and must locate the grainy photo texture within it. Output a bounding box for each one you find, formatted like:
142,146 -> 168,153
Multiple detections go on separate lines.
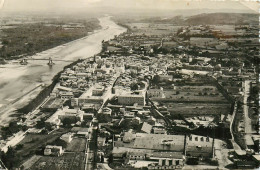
0,0 -> 259,169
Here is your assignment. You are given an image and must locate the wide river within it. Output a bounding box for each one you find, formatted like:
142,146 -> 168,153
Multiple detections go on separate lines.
0,16 -> 126,126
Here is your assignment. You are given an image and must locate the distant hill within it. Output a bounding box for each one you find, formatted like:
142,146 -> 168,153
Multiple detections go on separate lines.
185,13 -> 259,25
137,13 -> 259,25
139,16 -> 185,25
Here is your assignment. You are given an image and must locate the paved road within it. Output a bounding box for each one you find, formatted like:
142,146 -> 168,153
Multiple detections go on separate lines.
243,80 -> 253,134
214,139 -> 233,169
148,98 -> 172,127
85,126 -> 94,170
243,80 -> 256,149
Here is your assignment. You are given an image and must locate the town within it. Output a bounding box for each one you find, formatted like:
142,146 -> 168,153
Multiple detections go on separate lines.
0,12 -> 259,170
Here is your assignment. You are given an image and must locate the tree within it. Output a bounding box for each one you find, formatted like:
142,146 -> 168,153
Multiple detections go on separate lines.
40,129 -> 48,134
152,75 -> 160,84
63,118 -> 73,127
177,28 -> 183,35
186,157 -> 199,165
36,119 -> 45,129
2,39 -> 9,45
130,83 -> 139,91
97,114 -> 111,123
15,144 -> 24,150
1,147 -> 20,169
54,139 -> 67,148
8,122 -> 21,134
130,72 -> 137,78
107,153 -> 113,164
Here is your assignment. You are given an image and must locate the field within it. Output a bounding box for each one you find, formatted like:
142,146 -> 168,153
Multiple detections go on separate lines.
128,23 -> 182,35
15,128 -> 69,168
107,46 -> 121,52
153,85 -> 228,103
29,152 -> 85,170
190,37 -> 218,47
17,128 -> 69,156
42,97 -> 64,109
160,92 -> 227,103
152,84 -> 231,116
166,103 -> 231,116
212,25 -> 244,35
66,138 -> 87,152
0,18 -> 100,60
21,135 -> 87,170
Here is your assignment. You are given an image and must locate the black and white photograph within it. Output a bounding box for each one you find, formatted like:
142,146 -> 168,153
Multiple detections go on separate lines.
0,0 -> 259,169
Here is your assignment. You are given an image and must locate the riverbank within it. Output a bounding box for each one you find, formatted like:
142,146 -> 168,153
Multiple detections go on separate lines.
0,16 -> 127,127
18,59 -> 84,114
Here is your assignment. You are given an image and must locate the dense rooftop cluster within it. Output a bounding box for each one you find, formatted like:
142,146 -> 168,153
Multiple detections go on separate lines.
0,15 -> 259,170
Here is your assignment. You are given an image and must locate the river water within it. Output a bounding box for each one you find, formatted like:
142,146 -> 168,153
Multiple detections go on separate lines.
0,16 -> 126,125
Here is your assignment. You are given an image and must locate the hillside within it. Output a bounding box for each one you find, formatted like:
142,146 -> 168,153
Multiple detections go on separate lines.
185,13 -> 259,25
136,13 -> 259,26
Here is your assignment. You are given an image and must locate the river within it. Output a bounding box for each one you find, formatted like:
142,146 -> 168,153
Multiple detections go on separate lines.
0,16 -> 126,126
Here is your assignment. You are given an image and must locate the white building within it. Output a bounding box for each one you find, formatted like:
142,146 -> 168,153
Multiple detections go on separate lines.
148,88 -> 165,98
102,107 -> 112,115
153,127 -> 166,134
60,133 -> 73,143
92,85 -> 105,96
118,93 -> 145,106
44,145 -> 64,156
78,84 -> 112,107
45,106 -> 84,127
71,98 -> 79,107
60,91 -> 74,99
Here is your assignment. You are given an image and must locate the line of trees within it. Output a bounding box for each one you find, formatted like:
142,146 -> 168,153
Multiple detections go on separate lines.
0,147 -> 21,169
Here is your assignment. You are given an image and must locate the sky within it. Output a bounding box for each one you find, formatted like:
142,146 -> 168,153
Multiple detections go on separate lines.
0,0 -> 258,14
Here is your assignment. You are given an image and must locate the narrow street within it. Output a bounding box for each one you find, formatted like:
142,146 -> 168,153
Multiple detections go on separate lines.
85,126 -> 94,170
229,102 -> 241,150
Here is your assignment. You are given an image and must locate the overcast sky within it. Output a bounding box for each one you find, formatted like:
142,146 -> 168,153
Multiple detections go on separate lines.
1,0 -> 258,13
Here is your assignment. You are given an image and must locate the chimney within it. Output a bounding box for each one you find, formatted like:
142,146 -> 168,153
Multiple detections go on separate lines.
212,129 -> 215,158
183,134 -> 187,155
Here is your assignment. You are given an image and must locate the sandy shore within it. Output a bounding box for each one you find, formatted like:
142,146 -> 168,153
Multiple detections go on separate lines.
0,84 -> 44,126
